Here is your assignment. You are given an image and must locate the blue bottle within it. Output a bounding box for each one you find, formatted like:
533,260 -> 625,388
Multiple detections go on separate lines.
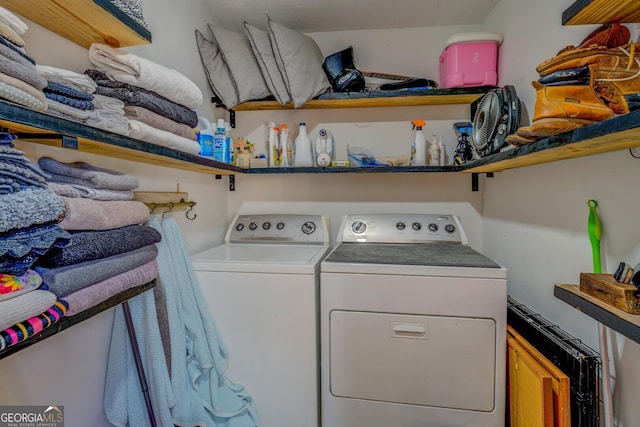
212,119 -> 229,163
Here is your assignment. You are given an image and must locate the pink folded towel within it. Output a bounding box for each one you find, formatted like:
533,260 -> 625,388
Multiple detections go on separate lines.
58,197 -> 149,230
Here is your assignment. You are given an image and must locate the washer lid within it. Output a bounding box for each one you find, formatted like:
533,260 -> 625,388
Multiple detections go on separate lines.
192,243 -> 331,274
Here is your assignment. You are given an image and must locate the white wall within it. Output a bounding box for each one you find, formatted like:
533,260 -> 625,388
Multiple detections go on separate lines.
484,0 -> 640,425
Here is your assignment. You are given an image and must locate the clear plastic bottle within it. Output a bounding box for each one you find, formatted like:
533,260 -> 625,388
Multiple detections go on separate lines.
212,119 -> 228,163
279,124 -> 290,167
411,119 -> 427,166
225,121 -> 234,164
429,135 -> 440,166
437,136 -> 447,166
294,122 -> 314,167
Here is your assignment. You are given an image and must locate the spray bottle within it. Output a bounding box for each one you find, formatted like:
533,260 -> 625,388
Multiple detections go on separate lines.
279,124 -> 290,167
411,119 -> 427,166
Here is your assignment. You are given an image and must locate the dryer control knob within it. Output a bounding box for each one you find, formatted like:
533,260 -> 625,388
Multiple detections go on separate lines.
412,222 -> 422,231
302,221 -> 316,234
351,220 -> 367,234
276,222 -> 285,230
445,224 -> 456,233
396,222 -> 406,230
235,223 -> 244,231
263,221 -> 271,230
428,223 -> 438,232
249,222 -> 258,231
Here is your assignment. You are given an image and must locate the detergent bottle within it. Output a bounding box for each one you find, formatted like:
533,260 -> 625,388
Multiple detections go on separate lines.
279,124 -> 290,167
315,128 -> 334,167
293,122 -> 314,167
197,116 -> 214,157
411,119 -> 427,166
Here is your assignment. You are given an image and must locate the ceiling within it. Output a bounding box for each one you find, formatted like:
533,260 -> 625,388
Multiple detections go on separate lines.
205,0 -> 500,33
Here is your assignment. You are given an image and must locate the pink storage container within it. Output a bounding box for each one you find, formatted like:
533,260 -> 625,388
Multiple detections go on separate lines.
439,32 -> 502,89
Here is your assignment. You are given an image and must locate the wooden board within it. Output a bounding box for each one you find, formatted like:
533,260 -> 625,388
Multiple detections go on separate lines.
580,273 -> 640,314
0,0 -> 151,48
507,326 -> 571,427
507,334 -> 555,427
563,0 -> 640,25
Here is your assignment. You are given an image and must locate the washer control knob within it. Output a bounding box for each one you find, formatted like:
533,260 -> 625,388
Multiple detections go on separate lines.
351,220 -> 367,234
262,221 -> 271,230
445,224 -> 456,234
302,221 -> 316,234
235,223 -> 244,232
396,222 -> 406,230
428,223 -> 438,232
412,222 -> 422,231
249,222 -> 258,231
276,222 -> 285,230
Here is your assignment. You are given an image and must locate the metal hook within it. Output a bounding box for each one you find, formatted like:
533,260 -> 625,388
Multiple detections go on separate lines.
161,202 -> 174,220
148,202 -> 157,214
185,203 -> 197,221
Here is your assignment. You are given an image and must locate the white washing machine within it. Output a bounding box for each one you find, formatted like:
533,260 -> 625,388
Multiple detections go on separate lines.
320,213 -> 507,427
191,213 -> 331,427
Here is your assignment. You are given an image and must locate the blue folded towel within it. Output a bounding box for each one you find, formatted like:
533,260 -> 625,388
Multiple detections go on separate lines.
38,156 -> 139,190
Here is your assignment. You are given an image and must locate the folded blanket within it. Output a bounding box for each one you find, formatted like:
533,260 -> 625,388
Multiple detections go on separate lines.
0,6 -> 27,35
44,81 -> 94,101
93,93 -> 125,114
46,181 -> 134,201
35,244 -> 158,297
38,156 -> 139,190
89,43 -> 202,109
64,260 -> 158,316
44,106 -> 86,124
0,35 -> 34,65
0,187 -> 65,233
0,299 -> 67,351
0,72 -> 47,111
0,156 -> 49,191
0,19 -> 24,47
0,41 -> 37,73
0,269 -> 41,301
0,52 -> 47,90
0,222 -> 72,275
125,106 -> 196,140
107,0 -> 149,30
87,69 -> 198,127
44,91 -> 94,110
58,197 -> 149,230
36,65 -> 97,94
127,119 -> 201,155
85,109 -> 129,136
0,289 -> 57,330
36,224 -> 161,268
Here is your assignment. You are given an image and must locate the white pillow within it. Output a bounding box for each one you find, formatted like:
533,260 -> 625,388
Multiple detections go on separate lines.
208,23 -> 272,105
267,18 -> 330,108
243,22 -> 291,106
194,29 -> 239,108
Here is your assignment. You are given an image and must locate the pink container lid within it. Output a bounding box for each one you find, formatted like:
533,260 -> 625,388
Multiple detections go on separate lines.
444,32 -> 503,49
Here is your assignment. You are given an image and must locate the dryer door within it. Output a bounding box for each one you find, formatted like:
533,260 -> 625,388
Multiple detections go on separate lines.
330,310 -> 496,411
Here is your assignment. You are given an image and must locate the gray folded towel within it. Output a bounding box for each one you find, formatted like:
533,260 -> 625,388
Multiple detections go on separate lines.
38,156 -> 139,190
0,187 -> 65,233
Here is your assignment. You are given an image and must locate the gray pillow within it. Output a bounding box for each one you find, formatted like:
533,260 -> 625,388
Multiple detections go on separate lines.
194,29 -> 239,108
267,18 -> 330,108
243,22 -> 291,106
208,23 -> 272,105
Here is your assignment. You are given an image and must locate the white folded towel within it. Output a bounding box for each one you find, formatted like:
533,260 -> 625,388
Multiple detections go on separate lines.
0,6 -> 27,35
36,65 -> 98,94
128,119 -> 201,155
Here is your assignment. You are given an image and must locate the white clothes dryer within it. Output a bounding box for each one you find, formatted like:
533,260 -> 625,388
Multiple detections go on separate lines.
320,213 -> 507,427
192,214 -> 331,427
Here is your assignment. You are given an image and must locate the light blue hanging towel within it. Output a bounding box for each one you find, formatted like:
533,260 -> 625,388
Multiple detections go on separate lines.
152,217 -> 260,427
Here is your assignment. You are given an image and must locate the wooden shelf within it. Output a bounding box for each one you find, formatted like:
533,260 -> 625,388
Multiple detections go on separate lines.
246,165 -> 463,174
0,0 -> 151,48
230,87 -> 491,111
0,101 -> 241,176
463,110 -> 640,173
554,284 -> 640,345
0,280 -> 156,360
562,0 -> 640,25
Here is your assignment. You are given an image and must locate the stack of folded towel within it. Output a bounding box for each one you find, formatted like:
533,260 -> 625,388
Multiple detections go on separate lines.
0,133 -> 71,350
0,7 -> 48,111
36,65 -> 129,136
86,43 -> 202,155
32,155 -> 160,316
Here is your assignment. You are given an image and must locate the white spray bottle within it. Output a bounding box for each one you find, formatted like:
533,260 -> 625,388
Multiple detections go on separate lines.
411,119 -> 427,166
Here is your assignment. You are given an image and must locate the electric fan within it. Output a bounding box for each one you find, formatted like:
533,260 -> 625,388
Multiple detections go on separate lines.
471,85 -> 521,157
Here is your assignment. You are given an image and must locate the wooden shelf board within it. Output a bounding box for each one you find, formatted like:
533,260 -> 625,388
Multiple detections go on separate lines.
246,165 -> 463,174
554,284 -> 640,345
0,102 -> 241,176
230,87 -> 490,111
562,0 -> 640,25
0,0 -> 151,48
464,110 -> 640,173
0,280 -> 156,360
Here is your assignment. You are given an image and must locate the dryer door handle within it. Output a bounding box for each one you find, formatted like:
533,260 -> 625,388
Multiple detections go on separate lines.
391,323 -> 428,339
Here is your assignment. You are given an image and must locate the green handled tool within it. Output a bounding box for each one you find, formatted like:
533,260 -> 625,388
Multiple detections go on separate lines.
588,199 -> 602,274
